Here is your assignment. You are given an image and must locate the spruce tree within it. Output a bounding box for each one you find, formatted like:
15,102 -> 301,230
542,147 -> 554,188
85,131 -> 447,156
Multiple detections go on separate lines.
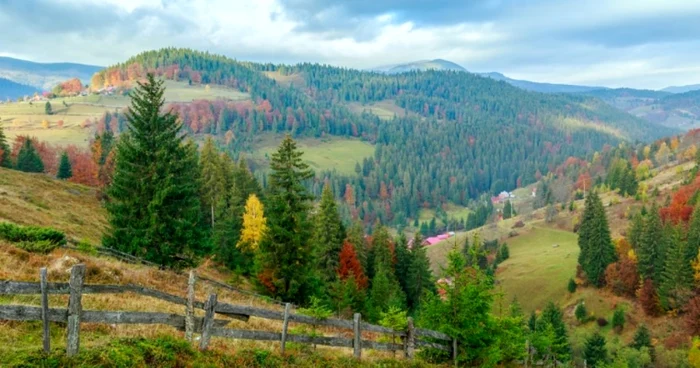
659,227 -> 694,310
0,124 -> 11,168
257,134 -> 314,303
628,212 -> 645,250
311,183 -> 345,283
45,101 -> 52,115
346,221 -> 368,272
394,233 -> 412,299
16,138 -> 44,173
584,332 -> 608,367
57,151 -> 72,179
577,191 -> 616,287
638,205 -> 663,284
686,204 -> 700,267
199,137 -> 225,228
538,302 -> 571,362
406,236 -> 434,311
104,74 -> 203,266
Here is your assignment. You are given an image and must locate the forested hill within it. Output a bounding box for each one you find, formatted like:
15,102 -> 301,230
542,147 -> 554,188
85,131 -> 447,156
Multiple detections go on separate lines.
94,48 -> 676,227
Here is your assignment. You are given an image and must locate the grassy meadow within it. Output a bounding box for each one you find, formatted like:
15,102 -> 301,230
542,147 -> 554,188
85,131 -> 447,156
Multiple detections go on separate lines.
347,100 -> 408,121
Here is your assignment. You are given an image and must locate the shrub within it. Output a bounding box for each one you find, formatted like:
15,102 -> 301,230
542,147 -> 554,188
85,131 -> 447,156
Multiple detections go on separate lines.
596,317 -> 608,327
575,303 -> 587,322
567,278 -> 577,293
0,222 -> 66,246
15,240 -> 58,254
611,308 -> 625,332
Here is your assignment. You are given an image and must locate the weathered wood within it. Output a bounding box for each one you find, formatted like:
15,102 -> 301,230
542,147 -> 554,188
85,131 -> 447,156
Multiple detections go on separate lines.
415,339 -> 451,352
452,338 -> 458,367
405,317 -> 415,359
361,340 -> 404,351
197,275 -> 286,306
40,268 -> 50,354
0,305 -> 67,321
353,313 -> 361,359
66,264 -> 85,357
199,293 -> 217,350
211,328 -> 281,341
185,270 -> 196,342
288,334 -> 353,348
415,327 -> 451,341
280,303 -> 291,355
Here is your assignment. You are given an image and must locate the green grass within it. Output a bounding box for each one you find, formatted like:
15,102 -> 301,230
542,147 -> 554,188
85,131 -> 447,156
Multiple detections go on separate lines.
347,100 -> 408,121
251,135 -> 374,175
494,226 -> 579,313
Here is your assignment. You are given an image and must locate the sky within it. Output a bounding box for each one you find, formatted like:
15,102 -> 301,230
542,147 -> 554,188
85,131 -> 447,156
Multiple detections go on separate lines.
1,0 -> 700,90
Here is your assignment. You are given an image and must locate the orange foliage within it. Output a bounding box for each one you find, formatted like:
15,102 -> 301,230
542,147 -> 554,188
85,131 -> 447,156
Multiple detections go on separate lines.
605,257 -> 639,297
660,175 -> 700,223
575,172 -> 592,191
58,78 -> 83,96
638,278 -> 661,316
686,296 -> 700,336
337,241 -> 368,289
66,145 -> 99,186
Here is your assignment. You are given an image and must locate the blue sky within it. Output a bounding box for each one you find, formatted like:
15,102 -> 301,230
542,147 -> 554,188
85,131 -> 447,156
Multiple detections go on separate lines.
1,0 -> 700,89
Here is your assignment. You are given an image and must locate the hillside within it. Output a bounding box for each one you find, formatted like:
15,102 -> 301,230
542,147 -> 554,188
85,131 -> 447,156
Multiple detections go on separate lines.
479,72 -> 605,93
662,84 -> 700,94
370,59 -> 467,74
0,56 -> 101,90
0,77 -> 39,100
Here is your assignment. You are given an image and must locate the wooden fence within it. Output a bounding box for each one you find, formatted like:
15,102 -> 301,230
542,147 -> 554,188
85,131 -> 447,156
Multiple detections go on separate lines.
0,265 -> 454,361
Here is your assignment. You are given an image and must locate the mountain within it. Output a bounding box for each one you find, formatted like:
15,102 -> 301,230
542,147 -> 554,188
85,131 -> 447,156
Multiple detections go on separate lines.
0,56 -> 101,90
478,72 -> 605,93
582,88 -> 700,130
662,84 -> 700,94
0,77 -> 39,100
371,59 -> 467,74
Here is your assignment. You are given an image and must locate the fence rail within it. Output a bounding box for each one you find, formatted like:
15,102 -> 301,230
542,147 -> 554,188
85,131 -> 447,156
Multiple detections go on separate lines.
0,265 -> 454,360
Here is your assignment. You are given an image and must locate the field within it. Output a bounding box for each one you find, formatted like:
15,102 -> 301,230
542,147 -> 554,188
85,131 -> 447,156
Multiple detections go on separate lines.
0,80 -> 250,148
494,226 -> 579,313
347,100 -> 408,120
251,135 -> 375,175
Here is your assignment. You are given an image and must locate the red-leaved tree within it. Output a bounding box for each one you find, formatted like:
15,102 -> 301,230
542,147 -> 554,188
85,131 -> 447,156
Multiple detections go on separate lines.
605,258 -> 639,297
685,296 -> 700,336
638,278 -> 662,317
337,241 -> 368,289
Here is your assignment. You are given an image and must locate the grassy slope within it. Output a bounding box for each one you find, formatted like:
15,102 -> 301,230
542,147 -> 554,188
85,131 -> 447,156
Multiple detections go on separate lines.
251,134 -> 374,175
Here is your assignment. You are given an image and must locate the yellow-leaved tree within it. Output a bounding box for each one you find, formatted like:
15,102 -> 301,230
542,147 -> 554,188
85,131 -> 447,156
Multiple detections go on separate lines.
238,194 -> 267,251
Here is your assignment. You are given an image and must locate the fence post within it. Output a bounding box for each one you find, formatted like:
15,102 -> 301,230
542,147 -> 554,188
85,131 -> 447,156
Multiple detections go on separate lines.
404,317 -> 415,359
452,337 -> 458,367
280,303 -> 291,355
40,267 -> 50,354
199,293 -> 217,351
185,270 -> 196,342
66,264 -> 85,357
353,313 -> 362,359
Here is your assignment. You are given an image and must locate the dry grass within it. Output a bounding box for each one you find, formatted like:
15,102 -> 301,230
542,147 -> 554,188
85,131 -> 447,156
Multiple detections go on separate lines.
0,167 -> 107,244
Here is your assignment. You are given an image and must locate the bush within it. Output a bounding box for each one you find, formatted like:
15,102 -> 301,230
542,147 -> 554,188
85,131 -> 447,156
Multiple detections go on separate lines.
575,303 -> 587,322
567,278 -> 577,293
16,240 -> 58,254
596,317 -> 608,327
612,308 -> 625,332
0,222 -> 66,246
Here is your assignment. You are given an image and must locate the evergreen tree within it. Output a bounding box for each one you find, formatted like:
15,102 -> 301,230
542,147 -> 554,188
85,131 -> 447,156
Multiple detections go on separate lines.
104,74 -> 203,266
575,303 -> 587,322
311,183 -> 345,284
584,332 -> 608,367
199,137 -> 225,228
612,308 -> 625,332
637,205 -> 663,284
630,325 -> 653,355
45,101 -> 52,115
503,200 -> 515,219
394,233 -> 412,299
577,191 -> 616,287
659,227 -> 694,310
686,204 -> 700,267
346,221 -> 368,272
0,124 -> 11,168
257,134 -> 315,303
406,236 -> 434,311
567,278 -> 577,293
367,265 -> 405,321
537,302 -> 571,362
628,212 -> 645,250
16,138 -> 44,173
57,151 -> 72,179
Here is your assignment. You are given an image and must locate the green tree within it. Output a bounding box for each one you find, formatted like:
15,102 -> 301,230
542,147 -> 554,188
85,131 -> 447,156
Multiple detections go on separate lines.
503,200 -> 515,219
628,212 -> 645,250
45,101 -> 52,115
567,278 -> 577,293
0,124 -> 11,168
659,227 -> 694,310
612,308 -> 625,332
578,191 -> 617,287
257,134 -> 315,303
57,151 -> 72,179
104,74 -> 203,266
311,183 -> 345,284
367,265 -> 405,321
637,205 -> 664,284
199,137 -> 225,228
16,138 -> 44,173
406,236 -> 434,311
686,204 -> 700,267
630,325 -> 654,361
537,302 -> 571,362
575,303 -> 587,322
584,332 -> 608,367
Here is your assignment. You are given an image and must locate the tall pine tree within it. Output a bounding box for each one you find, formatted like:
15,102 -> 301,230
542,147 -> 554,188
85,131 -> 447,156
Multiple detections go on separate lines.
0,124 -> 11,168
406,234 -> 435,311
104,74 -> 203,266
637,204 -> 663,284
257,135 -> 315,303
578,191 -> 616,287
311,183 -> 346,284
199,137 -> 225,228
16,138 -> 44,173
659,226 -> 694,310
686,204 -> 700,267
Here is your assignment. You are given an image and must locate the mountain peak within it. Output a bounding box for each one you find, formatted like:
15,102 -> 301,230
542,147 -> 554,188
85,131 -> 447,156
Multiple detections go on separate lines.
371,59 -> 467,74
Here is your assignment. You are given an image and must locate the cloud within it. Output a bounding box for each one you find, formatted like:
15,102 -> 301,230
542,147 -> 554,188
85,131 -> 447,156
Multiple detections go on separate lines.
1,0 -> 700,89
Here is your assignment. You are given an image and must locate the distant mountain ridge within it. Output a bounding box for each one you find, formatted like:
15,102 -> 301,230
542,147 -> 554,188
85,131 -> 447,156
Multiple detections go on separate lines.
0,56 -> 101,90
0,77 -> 39,100
478,72 -> 605,94
662,84 -> 700,94
370,59 -> 467,74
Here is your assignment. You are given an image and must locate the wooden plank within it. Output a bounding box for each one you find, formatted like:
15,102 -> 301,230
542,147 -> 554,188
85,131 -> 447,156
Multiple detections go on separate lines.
415,339 -> 451,352
199,293 -> 217,351
353,313 -> 361,359
197,275 -> 287,306
40,268 -> 50,354
185,270 -> 195,342
405,316 -> 415,359
287,334 -> 353,348
415,327 -> 451,341
280,303 -> 290,355
210,328 -> 281,341
452,338 -> 458,367
361,322 -> 406,337
66,264 -> 85,357
0,305 -> 67,322
215,303 -> 284,320
361,340 -> 404,351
